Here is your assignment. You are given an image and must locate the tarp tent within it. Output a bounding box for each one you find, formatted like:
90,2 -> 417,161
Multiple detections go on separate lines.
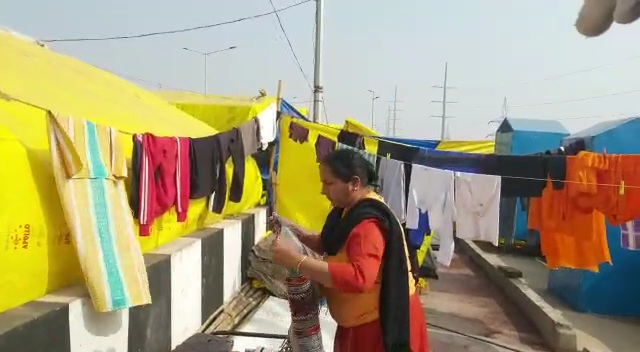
549,117 -> 640,316
155,91 -> 307,131
0,30 -> 259,313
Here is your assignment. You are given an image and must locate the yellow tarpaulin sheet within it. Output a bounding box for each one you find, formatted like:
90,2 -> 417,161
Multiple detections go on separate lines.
343,117 -> 380,137
276,116 -> 378,231
436,140 -> 495,154
156,91 -> 309,130
0,31 -> 260,313
276,116 -> 494,232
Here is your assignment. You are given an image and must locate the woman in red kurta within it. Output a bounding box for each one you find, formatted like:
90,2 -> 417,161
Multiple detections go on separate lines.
272,148 -> 429,352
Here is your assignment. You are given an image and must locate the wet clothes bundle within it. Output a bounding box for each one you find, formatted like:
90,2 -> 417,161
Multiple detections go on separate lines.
189,128 -> 245,214
130,133 -> 191,236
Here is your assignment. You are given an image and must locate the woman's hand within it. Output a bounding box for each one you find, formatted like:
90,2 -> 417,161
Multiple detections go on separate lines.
270,213 -> 307,238
271,235 -> 304,269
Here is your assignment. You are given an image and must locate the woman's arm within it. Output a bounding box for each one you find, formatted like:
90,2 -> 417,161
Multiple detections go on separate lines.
298,219 -> 384,292
297,232 -> 324,254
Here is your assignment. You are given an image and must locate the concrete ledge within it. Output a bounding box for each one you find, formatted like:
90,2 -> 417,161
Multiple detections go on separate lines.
458,239 -> 578,352
0,206 -> 267,352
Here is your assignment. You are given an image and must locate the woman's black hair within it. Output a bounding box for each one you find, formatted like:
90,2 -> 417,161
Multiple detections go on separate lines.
320,148 -> 378,187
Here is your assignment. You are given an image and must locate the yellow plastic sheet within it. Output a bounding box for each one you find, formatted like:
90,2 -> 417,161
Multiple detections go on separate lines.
436,140 -> 495,154
343,117 -> 380,137
0,32 -> 260,313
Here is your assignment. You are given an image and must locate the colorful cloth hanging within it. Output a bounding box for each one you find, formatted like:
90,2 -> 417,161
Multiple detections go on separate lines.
47,112 -> 151,312
279,225 -> 324,352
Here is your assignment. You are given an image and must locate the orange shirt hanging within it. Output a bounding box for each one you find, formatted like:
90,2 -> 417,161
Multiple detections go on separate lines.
528,152 -> 611,272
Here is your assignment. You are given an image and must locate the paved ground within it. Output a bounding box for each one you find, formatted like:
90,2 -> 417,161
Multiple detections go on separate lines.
422,251 -> 549,352
473,243 -> 640,352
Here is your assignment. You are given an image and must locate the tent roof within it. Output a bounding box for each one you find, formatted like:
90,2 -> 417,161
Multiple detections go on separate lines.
0,32 -> 216,138
155,90 -> 276,107
566,117 -> 638,139
497,118 -> 568,134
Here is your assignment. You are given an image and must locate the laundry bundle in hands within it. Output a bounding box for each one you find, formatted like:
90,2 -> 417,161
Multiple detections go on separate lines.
247,215 -> 323,299
576,0 -> 640,37
247,234 -> 289,299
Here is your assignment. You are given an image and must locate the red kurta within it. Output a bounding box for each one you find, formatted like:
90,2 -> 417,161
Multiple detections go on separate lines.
326,219 -> 429,352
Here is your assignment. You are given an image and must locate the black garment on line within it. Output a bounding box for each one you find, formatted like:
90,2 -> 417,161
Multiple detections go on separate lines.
129,136 -> 143,219
320,198 -> 412,352
545,155 -> 567,190
485,155 -> 547,198
189,128 -> 246,213
337,130 -> 365,150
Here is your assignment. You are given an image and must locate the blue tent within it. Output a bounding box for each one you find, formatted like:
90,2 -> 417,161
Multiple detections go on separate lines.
548,117 -> 640,316
494,118 -> 569,246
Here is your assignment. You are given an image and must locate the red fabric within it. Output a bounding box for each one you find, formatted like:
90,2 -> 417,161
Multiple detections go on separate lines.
327,219 -> 429,351
334,294 -> 429,352
328,219 -> 384,293
138,134 -> 190,236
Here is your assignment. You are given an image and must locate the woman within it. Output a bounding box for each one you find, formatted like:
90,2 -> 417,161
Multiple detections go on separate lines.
272,148 -> 429,352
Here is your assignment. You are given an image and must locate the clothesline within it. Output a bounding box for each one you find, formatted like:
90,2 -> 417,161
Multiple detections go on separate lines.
286,118 -> 640,189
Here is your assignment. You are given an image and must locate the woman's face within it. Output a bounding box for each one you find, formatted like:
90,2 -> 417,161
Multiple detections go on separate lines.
319,163 -> 354,208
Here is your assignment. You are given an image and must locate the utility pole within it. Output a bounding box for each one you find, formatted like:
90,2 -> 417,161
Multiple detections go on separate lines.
182,46 -> 237,94
312,0 -> 324,123
389,86 -> 403,137
386,106 -> 391,136
430,62 -> 457,140
389,86 -> 404,137
486,97 -> 509,138
366,90 -> 380,129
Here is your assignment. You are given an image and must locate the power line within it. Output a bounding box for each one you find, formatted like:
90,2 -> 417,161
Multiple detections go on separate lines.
465,88 -> 640,111
510,88 -> 640,108
458,53 -> 640,92
267,0 -> 312,92
40,0 -> 313,43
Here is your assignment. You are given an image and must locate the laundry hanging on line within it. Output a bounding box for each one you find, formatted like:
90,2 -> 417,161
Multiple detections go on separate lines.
284,119 -> 640,271
47,111 -> 152,312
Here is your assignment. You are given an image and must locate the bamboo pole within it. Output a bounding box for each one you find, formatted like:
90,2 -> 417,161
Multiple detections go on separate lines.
269,80 -> 283,215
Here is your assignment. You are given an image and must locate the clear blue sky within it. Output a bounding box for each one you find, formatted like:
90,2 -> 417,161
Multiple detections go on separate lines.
3,0 -> 640,139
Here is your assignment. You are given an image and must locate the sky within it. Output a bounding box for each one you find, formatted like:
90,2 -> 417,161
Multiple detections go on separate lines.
3,0 -> 640,140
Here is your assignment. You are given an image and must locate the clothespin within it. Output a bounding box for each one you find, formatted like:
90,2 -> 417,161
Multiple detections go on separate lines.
619,180 -> 625,196
386,152 -> 391,159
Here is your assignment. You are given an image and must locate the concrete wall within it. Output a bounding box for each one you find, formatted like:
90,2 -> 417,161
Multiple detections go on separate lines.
0,207 -> 267,352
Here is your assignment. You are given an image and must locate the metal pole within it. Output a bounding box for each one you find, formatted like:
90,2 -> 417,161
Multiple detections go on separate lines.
392,86 -> 398,137
386,106 -> 391,136
183,46 -> 236,95
204,55 -> 208,95
370,92 -> 375,128
312,0 -> 324,123
440,62 -> 448,140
